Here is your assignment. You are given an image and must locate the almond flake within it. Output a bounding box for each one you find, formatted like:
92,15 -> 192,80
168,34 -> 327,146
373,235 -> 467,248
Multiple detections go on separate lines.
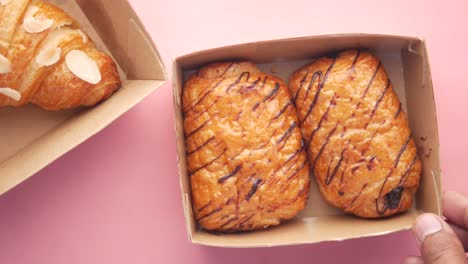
24,6 -> 39,20
57,20 -> 73,29
77,30 -> 88,43
65,50 -> 101,84
0,0 -> 12,6
36,47 -> 61,67
0,53 -> 11,74
0,88 -> 21,101
23,6 -> 54,34
23,16 -> 54,33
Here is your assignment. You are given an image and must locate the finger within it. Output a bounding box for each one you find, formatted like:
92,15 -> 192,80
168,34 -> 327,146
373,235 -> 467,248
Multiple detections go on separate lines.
449,222 -> 468,251
402,256 -> 424,264
443,191 -> 468,228
412,213 -> 466,264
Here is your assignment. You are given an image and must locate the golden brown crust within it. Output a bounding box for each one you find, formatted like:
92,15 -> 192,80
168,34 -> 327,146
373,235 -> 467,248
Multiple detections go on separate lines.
183,61 -> 310,232
0,0 -> 121,110
289,50 -> 421,218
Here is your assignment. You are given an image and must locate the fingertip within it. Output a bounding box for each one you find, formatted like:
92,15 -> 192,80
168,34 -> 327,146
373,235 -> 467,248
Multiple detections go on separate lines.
402,256 -> 424,264
417,216 -> 466,263
443,190 -> 454,202
443,190 -> 467,203
412,213 -> 443,244
442,191 -> 468,228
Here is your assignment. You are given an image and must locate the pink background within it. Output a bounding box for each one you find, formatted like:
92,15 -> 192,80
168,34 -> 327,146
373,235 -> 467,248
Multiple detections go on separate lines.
0,0 -> 467,263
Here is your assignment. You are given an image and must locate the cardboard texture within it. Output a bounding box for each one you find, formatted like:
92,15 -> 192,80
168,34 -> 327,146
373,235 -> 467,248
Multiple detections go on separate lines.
0,0 -> 166,195
173,34 -> 441,247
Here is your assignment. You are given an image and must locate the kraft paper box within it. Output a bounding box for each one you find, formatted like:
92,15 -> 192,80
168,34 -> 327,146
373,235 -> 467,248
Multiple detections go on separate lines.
0,0 -> 166,194
173,34 -> 441,247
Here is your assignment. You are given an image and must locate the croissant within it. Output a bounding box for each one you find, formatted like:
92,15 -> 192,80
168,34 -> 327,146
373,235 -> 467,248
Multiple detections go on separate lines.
0,0 -> 121,111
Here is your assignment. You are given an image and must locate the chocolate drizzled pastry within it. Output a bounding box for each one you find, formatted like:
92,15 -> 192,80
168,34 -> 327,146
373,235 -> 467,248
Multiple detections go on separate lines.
183,61 -> 310,231
289,49 -> 421,218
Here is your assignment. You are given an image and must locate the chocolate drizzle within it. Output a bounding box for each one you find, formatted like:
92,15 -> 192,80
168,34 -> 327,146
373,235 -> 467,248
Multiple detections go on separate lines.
303,71 -> 323,104
251,77 -> 271,111
362,62 -> 381,99
196,207 -> 222,221
394,103 -> 402,118
184,90 -> 212,114
287,159 -> 308,180
276,121 -> 297,145
184,77 -> 226,114
263,83 -> 280,102
260,76 -> 268,89
326,150 -> 345,185
185,120 -> 209,138
187,136 -> 215,156
273,100 -> 293,120
312,122 -> 339,170
234,111 -> 243,121
226,72 -> 250,92
191,99 -> 218,121
375,135 -> 413,215
367,156 -> 376,170
293,69 -> 311,102
220,62 -> 235,77
252,102 -> 260,111
218,165 -> 242,184
197,201 -> 212,213
189,148 -> 227,176
306,96 -> 335,148
283,140 -> 305,165
350,49 -> 361,71
220,217 -> 239,228
239,214 -> 255,227
246,179 -> 262,201
346,183 -> 368,209
240,78 -> 261,93
371,78 -> 391,118
364,78 -> 391,129
300,57 -> 337,125
394,136 -> 412,168
399,155 -> 418,185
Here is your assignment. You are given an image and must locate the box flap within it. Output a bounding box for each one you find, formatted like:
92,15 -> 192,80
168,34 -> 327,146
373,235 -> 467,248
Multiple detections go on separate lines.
0,80 -> 165,195
74,0 -> 166,81
191,212 -> 421,248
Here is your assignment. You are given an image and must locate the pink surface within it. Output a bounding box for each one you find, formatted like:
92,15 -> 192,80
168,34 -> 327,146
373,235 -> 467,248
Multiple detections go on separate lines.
0,0 -> 466,263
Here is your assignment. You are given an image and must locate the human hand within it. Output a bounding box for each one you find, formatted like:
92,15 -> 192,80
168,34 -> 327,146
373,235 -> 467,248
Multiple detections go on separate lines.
403,191 -> 468,264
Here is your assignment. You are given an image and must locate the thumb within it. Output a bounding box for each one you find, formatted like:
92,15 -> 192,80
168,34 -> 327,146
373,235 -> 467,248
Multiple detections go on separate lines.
412,213 -> 466,264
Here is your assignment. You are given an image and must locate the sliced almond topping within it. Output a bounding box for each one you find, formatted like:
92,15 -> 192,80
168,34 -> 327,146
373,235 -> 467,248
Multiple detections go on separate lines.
36,47 -> 61,67
24,6 -> 39,20
23,17 -> 54,33
0,53 -> 11,74
65,50 -> 101,84
0,0 -> 12,6
57,20 -> 73,29
23,6 -> 54,34
0,88 -> 21,101
77,30 -> 88,43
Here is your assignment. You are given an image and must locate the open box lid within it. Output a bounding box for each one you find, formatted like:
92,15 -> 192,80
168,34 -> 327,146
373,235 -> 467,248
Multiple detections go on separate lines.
0,0 -> 167,195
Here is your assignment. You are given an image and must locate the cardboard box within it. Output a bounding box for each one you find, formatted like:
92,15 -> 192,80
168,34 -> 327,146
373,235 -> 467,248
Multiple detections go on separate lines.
0,0 -> 166,195
173,34 -> 441,247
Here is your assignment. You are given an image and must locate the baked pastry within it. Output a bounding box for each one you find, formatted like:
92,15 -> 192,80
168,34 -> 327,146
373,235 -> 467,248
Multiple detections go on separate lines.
0,0 -> 121,111
289,49 -> 421,218
183,61 -> 310,232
